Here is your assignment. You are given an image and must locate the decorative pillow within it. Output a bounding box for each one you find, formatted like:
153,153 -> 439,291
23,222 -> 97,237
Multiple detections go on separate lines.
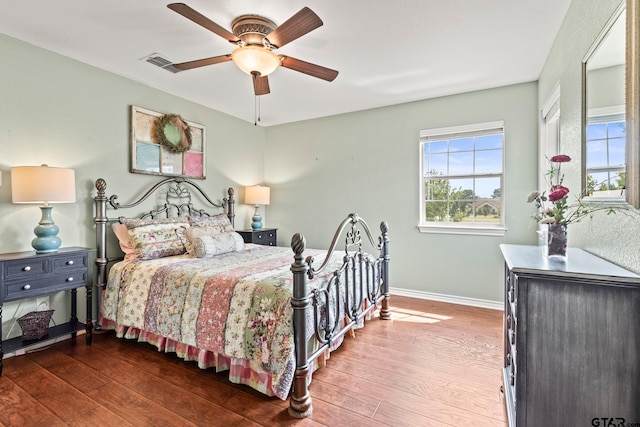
125,217 -> 190,260
175,226 -> 194,255
188,213 -> 234,234
191,234 -> 217,258
182,228 -> 245,257
112,223 -> 137,260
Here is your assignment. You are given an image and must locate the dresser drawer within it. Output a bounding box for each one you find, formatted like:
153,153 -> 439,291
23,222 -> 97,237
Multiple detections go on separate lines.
2,258 -> 48,281
5,271 -> 88,301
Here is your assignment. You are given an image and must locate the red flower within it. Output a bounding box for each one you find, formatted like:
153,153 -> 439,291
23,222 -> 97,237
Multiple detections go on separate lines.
550,154 -> 571,163
548,185 -> 569,202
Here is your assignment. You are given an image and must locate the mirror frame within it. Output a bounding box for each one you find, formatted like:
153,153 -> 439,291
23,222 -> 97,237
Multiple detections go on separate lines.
627,0 -> 640,208
582,2 -> 626,205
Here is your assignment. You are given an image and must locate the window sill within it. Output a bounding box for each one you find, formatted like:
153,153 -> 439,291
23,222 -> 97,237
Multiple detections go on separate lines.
582,195 -> 629,207
417,224 -> 507,236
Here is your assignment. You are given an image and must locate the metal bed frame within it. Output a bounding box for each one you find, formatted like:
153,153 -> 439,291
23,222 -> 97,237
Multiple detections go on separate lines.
93,177 -> 390,418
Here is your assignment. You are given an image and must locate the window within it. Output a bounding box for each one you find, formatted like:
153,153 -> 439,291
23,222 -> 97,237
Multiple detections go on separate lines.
418,121 -> 505,235
586,113 -> 626,197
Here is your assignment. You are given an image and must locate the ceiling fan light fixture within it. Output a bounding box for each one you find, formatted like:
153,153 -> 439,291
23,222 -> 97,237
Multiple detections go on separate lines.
231,45 -> 280,76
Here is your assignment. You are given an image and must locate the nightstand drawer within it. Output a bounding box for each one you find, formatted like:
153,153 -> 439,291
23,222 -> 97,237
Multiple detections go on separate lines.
52,252 -> 88,272
5,271 -> 88,301
3,258 -> 48,281
238,229 -> 278,246
254,230 -> 276,245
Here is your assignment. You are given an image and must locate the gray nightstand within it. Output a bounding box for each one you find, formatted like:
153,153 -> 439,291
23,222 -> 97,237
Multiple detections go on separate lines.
0,247 -> 94,375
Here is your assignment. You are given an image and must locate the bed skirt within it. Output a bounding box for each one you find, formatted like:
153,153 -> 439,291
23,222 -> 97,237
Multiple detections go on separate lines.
100,316 -> 338,399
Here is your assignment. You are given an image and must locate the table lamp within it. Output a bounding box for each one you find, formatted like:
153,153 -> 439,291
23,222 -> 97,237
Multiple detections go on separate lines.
244,185 -> 270,230
11,165 -> 76,253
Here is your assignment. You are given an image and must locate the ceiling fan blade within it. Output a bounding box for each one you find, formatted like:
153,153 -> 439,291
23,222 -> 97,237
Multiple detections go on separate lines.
266,7 -> 323,48
167,3 -> 239,43
252,74 -> 271,96
173,54 -> 232,70
281,56 -> 338,82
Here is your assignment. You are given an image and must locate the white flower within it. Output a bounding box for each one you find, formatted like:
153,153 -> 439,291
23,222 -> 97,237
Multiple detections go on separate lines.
527,191 -> 540,203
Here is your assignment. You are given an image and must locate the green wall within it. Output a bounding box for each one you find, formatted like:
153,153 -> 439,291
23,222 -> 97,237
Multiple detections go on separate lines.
264,83 -> 539,305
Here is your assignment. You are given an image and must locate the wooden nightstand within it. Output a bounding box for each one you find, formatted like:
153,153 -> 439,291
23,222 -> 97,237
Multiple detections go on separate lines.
0,247 -> 94,375
237,228 -> 277,246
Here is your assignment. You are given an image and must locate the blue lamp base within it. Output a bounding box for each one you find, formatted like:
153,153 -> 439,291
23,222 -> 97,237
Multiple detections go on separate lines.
251,205 -> 263,230
32,206 -> 61,253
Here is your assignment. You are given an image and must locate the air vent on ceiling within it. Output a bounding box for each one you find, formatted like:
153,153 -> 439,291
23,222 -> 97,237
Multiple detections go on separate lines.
143,53 -> 182,73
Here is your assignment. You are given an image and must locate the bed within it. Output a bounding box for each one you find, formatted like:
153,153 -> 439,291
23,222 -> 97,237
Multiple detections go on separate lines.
93,177 -> 390,418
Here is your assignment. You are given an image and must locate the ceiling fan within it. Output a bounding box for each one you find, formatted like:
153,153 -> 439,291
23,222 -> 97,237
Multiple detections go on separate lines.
166,3 -> 339,96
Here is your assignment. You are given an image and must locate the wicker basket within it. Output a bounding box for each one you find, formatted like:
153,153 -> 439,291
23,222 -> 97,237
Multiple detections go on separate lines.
17,310 -> 55,340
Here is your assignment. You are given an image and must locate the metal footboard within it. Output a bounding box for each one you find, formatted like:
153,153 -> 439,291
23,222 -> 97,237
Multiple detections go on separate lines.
288,213 -> 390,418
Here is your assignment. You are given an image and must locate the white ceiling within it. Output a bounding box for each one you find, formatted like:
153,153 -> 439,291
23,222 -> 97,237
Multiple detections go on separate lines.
1,0 -> 572,126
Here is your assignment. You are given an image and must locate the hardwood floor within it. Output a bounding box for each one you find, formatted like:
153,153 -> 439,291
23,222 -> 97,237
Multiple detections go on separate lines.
0,296 -> 507,426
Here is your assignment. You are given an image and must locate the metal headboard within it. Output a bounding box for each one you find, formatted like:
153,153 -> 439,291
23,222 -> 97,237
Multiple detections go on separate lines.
93,177 -> 235,292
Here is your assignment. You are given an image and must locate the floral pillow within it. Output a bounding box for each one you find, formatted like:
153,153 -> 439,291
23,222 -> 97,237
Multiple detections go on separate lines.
188,213 -> 234,234
181,227 -> 245,258
125,217 -> 190,260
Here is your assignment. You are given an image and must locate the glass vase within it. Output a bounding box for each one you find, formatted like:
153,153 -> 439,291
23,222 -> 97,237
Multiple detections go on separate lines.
546,223 -> 568,260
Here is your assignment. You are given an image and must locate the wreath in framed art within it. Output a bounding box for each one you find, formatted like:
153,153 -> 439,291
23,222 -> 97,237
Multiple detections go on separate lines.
154,113 -> 192,153
130,106 -> 206,179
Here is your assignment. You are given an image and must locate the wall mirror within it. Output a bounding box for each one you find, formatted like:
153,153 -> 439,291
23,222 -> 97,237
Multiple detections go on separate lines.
627,0 -> 640,208
582,3 -> 626,202
583,0 -> 640,209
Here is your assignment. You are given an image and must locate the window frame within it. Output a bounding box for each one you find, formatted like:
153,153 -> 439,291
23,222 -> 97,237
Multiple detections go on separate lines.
584,106 -> 627,201
418,121 -> 507,236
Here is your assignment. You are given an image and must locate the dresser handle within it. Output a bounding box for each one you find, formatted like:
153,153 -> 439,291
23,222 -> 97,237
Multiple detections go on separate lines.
66,277 -> 74,282
23,266 -> 31,272
67,260 -> 74,265
23,284 -> 31,290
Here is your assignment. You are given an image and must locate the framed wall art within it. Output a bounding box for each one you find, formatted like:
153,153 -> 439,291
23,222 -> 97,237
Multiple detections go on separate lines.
130,105 -> 206,179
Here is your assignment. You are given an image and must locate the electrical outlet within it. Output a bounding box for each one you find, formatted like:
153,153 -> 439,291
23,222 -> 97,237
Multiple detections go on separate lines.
36,296 -> 50,310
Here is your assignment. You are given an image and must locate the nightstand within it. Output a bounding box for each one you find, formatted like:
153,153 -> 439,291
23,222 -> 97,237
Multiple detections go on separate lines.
237,228 -> 277,246
0,247 -> 94,375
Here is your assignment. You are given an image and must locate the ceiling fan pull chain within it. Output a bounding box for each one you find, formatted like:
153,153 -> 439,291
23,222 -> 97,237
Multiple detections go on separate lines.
254,95 -> 262,126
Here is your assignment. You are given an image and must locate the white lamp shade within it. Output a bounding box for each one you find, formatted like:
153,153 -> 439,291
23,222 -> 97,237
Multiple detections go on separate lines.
231,45 -> 281,76
11,165 -> 76,204
245,185 -> 271,205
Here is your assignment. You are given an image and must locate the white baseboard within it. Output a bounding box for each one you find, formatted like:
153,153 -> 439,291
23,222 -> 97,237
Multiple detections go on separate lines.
390,287 -> 503,311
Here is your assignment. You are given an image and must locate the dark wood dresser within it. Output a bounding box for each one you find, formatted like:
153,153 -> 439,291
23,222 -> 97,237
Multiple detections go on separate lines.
500,244 -> 640,427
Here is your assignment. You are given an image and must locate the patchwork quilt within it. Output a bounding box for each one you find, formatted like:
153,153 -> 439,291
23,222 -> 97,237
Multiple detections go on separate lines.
101,244 -> 338,398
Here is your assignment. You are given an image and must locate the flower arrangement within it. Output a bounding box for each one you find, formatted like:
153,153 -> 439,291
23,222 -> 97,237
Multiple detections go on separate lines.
527,154 -> 617,225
